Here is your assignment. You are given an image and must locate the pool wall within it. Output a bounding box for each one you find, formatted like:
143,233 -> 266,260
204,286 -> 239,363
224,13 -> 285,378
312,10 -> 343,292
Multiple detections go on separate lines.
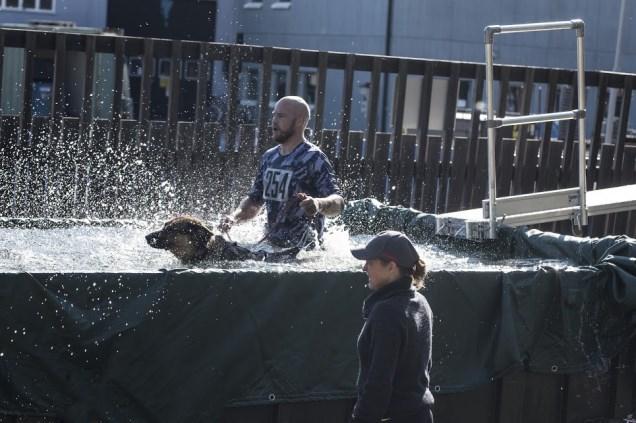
1,200 -> 636,422
1,262 -> 635,421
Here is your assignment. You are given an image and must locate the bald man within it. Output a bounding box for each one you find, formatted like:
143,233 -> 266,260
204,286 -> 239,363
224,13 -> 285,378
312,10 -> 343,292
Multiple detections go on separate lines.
220,96 -> 344,249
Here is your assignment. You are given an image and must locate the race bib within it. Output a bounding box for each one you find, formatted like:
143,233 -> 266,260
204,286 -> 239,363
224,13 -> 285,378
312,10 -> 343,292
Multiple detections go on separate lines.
263,167 -> 293,202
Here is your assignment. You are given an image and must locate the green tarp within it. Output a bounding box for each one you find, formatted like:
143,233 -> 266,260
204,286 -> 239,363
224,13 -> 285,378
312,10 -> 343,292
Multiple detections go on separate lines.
1,200 -> 635,422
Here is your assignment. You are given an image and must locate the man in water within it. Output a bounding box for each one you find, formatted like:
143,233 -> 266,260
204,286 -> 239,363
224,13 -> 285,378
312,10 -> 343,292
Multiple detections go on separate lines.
219,96 -> 344,248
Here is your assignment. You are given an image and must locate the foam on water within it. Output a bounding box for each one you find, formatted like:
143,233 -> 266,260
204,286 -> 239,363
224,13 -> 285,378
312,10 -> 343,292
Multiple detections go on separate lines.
0,217 -> 571,273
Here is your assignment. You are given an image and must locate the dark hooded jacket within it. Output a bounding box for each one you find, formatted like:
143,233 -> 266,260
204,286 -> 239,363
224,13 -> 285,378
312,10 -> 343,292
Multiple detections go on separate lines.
352,276 -> 434,423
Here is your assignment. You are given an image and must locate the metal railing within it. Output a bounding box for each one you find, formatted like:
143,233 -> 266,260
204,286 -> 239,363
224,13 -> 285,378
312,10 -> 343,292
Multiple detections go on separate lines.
484,19 -> 588,238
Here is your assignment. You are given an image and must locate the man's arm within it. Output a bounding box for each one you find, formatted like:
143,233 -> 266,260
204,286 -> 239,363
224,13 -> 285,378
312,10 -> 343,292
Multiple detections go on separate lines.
219,196 -> 263,231
232,195 -> 263,222
299,193 -> 344,217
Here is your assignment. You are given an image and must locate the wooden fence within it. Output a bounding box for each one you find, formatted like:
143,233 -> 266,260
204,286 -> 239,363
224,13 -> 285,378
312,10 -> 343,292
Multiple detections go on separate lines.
0,28 -> 635,237
1,28 -> 636,423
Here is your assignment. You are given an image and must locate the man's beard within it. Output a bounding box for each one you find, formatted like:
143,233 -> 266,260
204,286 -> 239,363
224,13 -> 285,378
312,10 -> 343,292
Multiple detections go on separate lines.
273,120 -> 296,144
273,127 -> 294,144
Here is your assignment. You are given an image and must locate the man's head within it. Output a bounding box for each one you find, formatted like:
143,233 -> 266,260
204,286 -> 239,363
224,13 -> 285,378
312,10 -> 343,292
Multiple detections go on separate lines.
146,216 -> 215,263
272,96 -> 311,144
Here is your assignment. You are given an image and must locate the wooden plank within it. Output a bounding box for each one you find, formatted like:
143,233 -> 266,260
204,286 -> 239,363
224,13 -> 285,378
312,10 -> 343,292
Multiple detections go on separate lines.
394,134 -> 416,207
368,132 -> 390,202
611,348 -> 635,420
495,66 -> 511,150
445,136 -> 468,212
512,68 -> 535,195
561,141 -> 582,189
539,70 -> 559,171
225,45 -> 241,154
175,121 -> 194,170
564,371 -> 612,423
463,64 -> 485,208
418,136 -> 442,213
287,48 -> 300,96
588,73 -> 607,189
496,138 -> 516,198
390,59 -> 408,165
536,140 -> 564,232
0,30 -> 4,116
588,144 -> 615,237
257,47 -> 273,155
110,37 -> 125,149
166,40 -> 183,152
85,118 -> 112,215
79,35 -> 96,145
365,57 -> 382,169
139,38 -> 155,142
0,116 -> 21,216
469,137 -> 489,208
344,130 -> 365,200
194,43 -> 211,150
436,63 -> 460,212
612,75 -> 633,180
220,405 -> 275,423
389,59 -> 408,204
413,62 -> 434,210
320,129 -> 339,174
537,140 -> 563,192
236,124 -> 257,179
518,139 -> 541,195
49,33 -> 68,148
24,116 -> 50,216
562,73 -> 579,172
20,32 -> 36,145
338,53 -> 355,175
520,373 -> 566,423
58,117 -> 80,217
313,51 -> 328,141
435,383 -> 498,423
497,371 -> 526,423
277,399 -> 354,423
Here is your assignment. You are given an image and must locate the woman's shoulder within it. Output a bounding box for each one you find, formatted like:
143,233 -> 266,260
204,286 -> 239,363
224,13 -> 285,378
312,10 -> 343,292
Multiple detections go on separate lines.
369,297 -> 410,322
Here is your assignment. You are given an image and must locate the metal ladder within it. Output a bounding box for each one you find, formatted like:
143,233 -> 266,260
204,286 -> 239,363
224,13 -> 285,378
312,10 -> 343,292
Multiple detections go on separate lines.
483,19 -> 587,239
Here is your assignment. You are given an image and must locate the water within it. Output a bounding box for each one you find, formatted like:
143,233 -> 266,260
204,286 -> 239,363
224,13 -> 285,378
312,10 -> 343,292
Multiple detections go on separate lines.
0,217 -> 571,273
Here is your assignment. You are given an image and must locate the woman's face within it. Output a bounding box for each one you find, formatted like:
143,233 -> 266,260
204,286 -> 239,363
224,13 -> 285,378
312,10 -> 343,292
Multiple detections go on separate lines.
363,258 -> 396,290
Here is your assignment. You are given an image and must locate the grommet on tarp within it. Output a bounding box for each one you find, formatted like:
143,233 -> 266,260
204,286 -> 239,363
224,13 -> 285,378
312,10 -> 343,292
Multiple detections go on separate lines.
268,393 -> 276,401
434,385 -> 441,393
551,365 -> 559,373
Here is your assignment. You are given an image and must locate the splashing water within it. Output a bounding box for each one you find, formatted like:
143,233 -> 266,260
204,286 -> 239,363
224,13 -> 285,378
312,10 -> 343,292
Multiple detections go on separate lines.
0,216 -> 570,273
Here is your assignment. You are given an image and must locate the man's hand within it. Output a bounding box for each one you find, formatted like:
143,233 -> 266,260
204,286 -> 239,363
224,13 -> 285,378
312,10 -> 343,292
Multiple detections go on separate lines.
218,215 -> 236,232
297,193 -> 320,217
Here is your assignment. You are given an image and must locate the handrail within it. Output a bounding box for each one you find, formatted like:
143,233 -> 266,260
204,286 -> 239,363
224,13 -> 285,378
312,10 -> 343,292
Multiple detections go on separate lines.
483,19 -> 588,239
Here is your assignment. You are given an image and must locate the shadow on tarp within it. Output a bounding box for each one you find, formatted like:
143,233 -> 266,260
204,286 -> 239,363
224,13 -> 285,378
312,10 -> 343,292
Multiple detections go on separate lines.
0,199 -> 635,422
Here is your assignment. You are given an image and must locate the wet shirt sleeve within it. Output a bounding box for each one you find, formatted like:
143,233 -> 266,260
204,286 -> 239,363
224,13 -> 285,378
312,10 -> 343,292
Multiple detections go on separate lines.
312,152 -> 341,198
352,312 -> 403,422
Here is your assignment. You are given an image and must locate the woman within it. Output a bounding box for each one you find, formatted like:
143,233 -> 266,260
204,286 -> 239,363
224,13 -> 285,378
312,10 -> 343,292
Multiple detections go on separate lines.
350,230 -> 434,423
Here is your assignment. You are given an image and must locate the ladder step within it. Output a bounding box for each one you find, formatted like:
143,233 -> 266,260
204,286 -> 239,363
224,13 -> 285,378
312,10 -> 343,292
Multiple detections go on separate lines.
488,109 -> 584,128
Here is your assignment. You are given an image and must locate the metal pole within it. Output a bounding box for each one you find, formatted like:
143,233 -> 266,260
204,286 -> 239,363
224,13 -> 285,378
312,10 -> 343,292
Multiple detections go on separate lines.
485,42 -> 497,238
497,20 -> 578,34
605,0 -> 626,144
577,33 -> 588,225
380,0 -> 393,133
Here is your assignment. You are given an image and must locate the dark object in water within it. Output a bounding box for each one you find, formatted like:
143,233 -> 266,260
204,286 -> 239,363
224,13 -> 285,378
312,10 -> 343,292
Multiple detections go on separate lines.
146,216 -> 300,264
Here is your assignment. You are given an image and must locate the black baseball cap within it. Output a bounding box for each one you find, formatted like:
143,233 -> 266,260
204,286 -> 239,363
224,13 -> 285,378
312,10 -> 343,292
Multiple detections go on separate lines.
351,231 -> 420,268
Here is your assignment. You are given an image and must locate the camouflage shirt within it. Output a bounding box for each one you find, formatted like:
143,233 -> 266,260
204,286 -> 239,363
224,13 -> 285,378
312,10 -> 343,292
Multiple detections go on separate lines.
247,141 -> 341,247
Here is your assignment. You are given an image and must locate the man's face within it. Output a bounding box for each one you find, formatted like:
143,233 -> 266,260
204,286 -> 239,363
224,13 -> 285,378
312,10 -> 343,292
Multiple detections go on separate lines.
271,101 -> 298,144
